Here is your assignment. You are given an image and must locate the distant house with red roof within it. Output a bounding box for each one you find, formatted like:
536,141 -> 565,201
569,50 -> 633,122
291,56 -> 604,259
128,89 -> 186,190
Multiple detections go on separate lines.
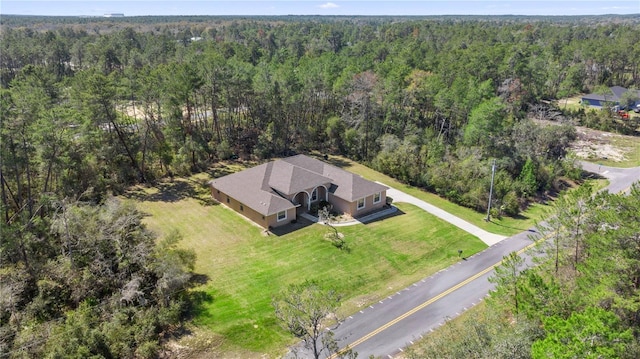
209,155 -> 388,228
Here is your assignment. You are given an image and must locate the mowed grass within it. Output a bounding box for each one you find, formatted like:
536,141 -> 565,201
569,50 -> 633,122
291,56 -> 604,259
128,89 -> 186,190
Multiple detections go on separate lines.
554,95 -> 583,111
317,154 -> 547,236
130,167 -> 486,357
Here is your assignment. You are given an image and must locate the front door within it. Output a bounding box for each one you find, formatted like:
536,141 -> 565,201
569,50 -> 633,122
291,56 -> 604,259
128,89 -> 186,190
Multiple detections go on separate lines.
293,192 -> 308,214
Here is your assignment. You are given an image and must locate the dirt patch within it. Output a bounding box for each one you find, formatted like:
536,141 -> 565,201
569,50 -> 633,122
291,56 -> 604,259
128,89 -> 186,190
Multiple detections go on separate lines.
161,330 -> 232,359
536,119 -> 631,163
571,126 -> 630,162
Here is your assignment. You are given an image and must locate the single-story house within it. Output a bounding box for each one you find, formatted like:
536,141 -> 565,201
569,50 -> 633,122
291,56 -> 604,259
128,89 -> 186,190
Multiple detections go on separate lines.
581,86 -> 640,108
209,154 -> 389,228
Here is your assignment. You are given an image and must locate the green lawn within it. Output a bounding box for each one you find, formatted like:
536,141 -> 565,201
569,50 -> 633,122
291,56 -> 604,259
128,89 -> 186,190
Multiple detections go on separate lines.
553,95 -> 583,112
317,154 -> 547,236
130,170 -> 486,357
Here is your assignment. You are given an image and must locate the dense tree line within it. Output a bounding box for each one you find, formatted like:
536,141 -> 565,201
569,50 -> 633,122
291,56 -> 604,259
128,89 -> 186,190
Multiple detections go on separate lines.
2,17 -> 638,218
0,197 -> 196,357
407,184 -> 640,358
0,16 -> 639,356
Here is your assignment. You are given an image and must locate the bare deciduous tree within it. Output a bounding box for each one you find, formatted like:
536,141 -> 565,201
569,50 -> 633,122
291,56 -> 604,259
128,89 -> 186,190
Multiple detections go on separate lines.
273,280 -> 356,359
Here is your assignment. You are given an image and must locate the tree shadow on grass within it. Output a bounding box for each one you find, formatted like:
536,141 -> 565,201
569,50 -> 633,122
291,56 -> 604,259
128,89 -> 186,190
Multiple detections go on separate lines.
581,169 -> 607,181
124,179 -> 197,202
184,273 -> 214,320
124,177 -> 219,206
205,165 -> 236,179
321,156 -> 352,169
162,274 -> 216,347
190,273 -> 210,286
204,161 -> 256,179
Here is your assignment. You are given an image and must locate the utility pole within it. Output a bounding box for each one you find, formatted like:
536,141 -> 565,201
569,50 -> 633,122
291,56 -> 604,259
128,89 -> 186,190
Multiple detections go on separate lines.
486,159 -> 496,222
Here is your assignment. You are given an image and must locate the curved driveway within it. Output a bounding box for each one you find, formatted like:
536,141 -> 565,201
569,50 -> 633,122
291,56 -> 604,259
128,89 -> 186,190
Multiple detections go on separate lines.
319,161 -> 640,359
384,185 -> 507,246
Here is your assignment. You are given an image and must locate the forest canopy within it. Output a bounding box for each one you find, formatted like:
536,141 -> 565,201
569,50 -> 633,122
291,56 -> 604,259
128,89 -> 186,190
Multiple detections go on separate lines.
3,15 -> 638,217
1,14 -> 639,357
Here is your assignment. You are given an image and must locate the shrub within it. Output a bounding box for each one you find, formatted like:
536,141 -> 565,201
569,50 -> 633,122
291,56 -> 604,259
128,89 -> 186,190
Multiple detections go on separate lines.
501,190 -> 520,216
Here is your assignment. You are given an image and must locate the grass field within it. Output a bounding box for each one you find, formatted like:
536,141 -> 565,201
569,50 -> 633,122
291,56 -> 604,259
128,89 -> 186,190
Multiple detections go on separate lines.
317,154 -> 548,237
130,168 -> 487,357
126,154 -> 613,356
127,154 -> 619,357
554,95 -> 583,111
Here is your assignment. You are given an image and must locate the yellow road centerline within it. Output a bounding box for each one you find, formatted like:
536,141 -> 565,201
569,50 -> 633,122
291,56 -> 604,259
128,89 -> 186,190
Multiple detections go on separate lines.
331,173 -> 633,357
331,239 -> 540,358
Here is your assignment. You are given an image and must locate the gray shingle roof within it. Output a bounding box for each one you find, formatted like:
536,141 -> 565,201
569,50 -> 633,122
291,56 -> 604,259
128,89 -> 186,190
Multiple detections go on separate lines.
267,160 -> 333,195
210,155 -> 388,216
281,155 -> 388,202
210,162 -> 295,216
582,86 -> 640,103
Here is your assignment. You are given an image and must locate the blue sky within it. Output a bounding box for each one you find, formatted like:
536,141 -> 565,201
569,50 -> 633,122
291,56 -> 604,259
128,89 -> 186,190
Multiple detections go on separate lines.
1,1 -> 638,17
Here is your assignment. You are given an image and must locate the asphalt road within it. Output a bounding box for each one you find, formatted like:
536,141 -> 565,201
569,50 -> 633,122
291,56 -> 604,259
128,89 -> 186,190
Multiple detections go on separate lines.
329,227 -> 537,358
579,161 -> 640,194
317,161 -> 640,359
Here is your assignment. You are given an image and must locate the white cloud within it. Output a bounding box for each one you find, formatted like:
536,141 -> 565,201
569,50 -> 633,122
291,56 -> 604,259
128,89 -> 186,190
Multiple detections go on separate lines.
319,2 -> 340,9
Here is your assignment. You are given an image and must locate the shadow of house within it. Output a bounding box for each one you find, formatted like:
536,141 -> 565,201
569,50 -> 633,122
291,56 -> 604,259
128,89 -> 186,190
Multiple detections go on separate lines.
267,216 -> 315,236
319,156 -> 353,169
358,206 -> 405,225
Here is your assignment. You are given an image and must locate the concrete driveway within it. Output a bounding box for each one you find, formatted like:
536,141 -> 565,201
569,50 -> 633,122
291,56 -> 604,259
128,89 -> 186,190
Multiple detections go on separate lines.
286,164 -> 639,359
382,184 -> 507,246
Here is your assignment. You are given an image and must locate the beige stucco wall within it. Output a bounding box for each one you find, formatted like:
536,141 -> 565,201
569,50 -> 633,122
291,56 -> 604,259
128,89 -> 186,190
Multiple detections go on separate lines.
265,207 -> 296,228
329,190 -> 387,217
211,185 -> 223,202
209,184 -> 386,228
286,183 -> 330,209
328,195 -> 351,215
357,190 -> 387,217
210,186 -> 295,228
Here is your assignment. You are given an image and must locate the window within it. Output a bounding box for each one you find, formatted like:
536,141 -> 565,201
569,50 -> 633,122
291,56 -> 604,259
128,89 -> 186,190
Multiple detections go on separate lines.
357,198 -> 365,210
277,210 -> 287,222
226,197 -> 230,203
311,188 -> 318,201
373,192 -> 382,204
240,205 -> 244,211
217,190 -> 220,194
